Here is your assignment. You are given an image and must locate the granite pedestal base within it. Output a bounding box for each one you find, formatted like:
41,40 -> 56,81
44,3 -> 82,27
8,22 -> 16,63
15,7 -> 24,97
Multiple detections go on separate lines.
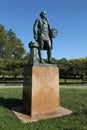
12,106 -> 72,123
23,64 -> 59,116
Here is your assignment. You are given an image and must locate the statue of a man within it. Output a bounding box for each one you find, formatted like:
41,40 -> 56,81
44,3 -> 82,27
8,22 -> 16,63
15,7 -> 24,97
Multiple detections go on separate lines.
33,11 -> 57,64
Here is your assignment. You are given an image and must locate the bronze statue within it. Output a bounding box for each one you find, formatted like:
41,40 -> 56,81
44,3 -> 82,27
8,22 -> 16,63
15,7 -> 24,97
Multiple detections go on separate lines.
33,11 -> 58,64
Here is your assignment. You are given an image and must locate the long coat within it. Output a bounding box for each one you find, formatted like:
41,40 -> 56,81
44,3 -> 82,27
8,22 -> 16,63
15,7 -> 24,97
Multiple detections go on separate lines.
33,18 -> 53,50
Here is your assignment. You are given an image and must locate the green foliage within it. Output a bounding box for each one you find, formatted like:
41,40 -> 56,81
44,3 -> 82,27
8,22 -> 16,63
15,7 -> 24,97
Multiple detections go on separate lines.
0,24 -> 30,77
57,58 -> 87,81
0,25 -> 25,59
0,88 -> 87,130
0,24 -> 7,58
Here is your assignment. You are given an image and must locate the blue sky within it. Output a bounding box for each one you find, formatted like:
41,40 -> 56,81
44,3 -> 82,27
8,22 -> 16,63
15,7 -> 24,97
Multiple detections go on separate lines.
0,0 -> 87,59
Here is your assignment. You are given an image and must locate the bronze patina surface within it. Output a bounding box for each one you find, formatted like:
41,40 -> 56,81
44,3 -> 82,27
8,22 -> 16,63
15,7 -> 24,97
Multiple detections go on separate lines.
29,11 -> 58,64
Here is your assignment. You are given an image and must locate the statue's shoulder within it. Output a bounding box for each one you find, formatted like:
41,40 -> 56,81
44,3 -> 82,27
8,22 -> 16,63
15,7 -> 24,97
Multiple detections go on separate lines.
35,18 -> 40,23
34,19 -> 42,27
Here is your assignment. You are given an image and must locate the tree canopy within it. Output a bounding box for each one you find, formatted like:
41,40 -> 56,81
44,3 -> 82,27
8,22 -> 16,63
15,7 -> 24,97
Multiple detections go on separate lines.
0,24 -> 29,78
0,24 -> 25,60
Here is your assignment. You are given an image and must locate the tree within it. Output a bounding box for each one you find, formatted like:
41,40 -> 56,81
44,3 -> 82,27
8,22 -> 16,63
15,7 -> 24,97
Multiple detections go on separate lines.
57,58 -> 70,83
6,29 -> 25,59
0,24 -> 26,78
0,24 -> 7,58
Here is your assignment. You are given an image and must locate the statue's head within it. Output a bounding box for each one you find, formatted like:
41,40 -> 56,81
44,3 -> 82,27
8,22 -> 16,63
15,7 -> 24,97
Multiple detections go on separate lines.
40,11 -> 46,18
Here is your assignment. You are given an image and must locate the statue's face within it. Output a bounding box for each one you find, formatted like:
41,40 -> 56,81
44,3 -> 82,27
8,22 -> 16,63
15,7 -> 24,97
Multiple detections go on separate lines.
40,12 -> 46,19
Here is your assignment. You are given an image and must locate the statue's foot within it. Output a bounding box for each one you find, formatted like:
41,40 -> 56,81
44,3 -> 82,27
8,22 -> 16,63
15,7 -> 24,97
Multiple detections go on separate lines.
48,61 -> 55,64
40,60 -> 44,64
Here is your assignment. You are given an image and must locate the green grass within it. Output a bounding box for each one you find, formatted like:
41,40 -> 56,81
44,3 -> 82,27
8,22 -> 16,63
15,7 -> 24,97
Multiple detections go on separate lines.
0,88 -> 87,130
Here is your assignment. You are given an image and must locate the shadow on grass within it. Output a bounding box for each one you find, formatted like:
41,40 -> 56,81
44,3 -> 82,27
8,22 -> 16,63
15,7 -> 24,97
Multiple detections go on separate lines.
0,97 -> 22,109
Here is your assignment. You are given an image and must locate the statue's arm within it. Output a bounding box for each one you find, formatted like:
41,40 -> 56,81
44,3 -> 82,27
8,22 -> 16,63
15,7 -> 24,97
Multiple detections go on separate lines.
33,19 -> 39,41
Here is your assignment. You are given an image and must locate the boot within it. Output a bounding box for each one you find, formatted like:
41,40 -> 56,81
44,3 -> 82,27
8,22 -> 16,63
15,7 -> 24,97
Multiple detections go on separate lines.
38,50 -> 44,64
47,50 -> 54,64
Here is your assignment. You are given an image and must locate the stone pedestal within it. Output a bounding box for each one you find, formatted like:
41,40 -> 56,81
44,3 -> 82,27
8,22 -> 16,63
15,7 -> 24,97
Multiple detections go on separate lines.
28,41 -> 39,65
23,64 -> 59,116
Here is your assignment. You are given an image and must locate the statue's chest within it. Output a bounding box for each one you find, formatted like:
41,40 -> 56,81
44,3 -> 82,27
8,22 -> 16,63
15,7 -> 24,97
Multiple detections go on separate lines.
42,21 -> 48,28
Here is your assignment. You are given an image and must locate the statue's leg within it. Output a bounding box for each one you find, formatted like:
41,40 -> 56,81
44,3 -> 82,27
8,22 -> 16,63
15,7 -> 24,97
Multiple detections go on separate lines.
38,40 -> 44,63
38,49 -> 44,63
47,48 -> 52,63
47,49 -> 54,64
46,39 -> 52,63
47,39 -> 54,64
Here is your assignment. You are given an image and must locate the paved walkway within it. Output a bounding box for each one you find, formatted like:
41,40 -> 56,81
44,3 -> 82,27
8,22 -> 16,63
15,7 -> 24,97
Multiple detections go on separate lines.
0,85 -> 22,89
0,85 -> 87,89
60,85 -> 87,89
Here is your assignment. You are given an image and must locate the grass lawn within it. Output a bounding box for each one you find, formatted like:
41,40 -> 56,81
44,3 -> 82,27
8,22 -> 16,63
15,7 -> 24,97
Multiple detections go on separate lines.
0,88 -> 87,130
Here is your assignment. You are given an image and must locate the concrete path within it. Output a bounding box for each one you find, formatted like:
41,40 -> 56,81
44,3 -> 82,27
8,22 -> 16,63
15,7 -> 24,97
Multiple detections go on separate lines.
0,85 -> 22,89
60,85 -> 87,89
0,84 -> 87,89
